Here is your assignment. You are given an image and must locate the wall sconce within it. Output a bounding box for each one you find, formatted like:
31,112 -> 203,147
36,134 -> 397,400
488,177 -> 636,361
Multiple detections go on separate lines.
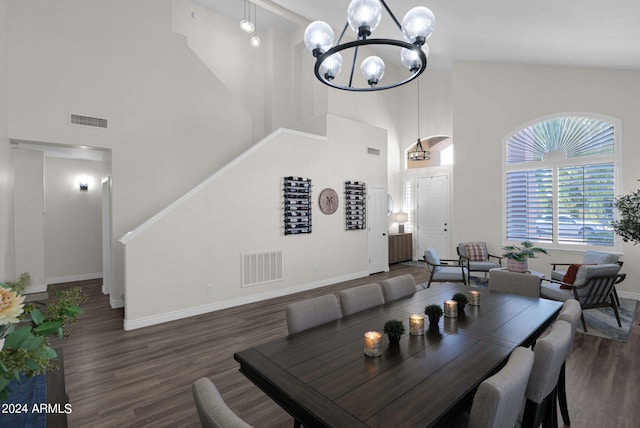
78,175 -> 89,192
394,212 -> 408,233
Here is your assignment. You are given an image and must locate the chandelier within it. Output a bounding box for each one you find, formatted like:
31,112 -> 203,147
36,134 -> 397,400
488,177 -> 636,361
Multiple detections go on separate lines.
303,0 -> 435,92
407,79 -> 430,161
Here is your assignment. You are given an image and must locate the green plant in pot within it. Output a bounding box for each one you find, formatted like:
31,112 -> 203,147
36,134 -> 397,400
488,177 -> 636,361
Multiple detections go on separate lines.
424,304 -> 443,325
502,240 -> 548,272
612,183 -> 640,245
383,319 -> 405,344
451,293 -> 469,311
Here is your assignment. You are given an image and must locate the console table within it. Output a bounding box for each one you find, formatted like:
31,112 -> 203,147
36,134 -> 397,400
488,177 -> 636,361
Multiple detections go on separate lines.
388,233 -> 412,264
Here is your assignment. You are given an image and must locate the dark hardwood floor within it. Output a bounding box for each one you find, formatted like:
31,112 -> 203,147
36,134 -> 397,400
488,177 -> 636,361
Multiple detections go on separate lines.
51,265 -> 639,427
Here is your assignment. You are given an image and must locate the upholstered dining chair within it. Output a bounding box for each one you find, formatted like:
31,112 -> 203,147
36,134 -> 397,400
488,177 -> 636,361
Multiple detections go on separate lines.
192,377 -> 253,428
540,263 -> 625,331
522,320 -> 573,428
423,248 -> 468,287
466,346 -> 535,428
488,270 -> 542,298
339,283 -> 385,316
380,274 -> 417,302
555,299 -> 582,427
285,294 -> 341,335
457,242 -> 502,283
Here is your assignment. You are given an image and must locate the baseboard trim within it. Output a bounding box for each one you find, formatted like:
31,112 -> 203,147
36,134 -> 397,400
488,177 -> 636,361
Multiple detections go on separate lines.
617,290 -> 640,301
47,272 -> 102,285
24,284 -> 48,294
123,271 -> 369,330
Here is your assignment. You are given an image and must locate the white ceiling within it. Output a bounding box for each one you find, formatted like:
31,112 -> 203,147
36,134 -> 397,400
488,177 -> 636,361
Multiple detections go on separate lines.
194,0 -> 640,71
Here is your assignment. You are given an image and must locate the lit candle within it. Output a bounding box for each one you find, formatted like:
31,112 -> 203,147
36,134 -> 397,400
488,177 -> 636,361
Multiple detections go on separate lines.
469,290 -> 482,306
364,331 -> 383,357
409,314 -> 425,335
444,300 -> 458,318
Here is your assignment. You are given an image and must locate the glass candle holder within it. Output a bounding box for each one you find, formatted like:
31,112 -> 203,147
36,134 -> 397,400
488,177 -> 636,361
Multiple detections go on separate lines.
444,300 -> 458,318
364,331 -> 383,357
409,314 -> 425,335
469,290 -> 482,306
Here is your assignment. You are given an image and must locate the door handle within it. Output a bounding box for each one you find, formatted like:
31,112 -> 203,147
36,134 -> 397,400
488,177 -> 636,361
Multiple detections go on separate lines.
382,233 -> 387,236
444,229 -> 447,232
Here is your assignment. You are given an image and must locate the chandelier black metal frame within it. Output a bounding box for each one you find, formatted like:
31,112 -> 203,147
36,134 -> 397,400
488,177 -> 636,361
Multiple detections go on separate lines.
304,0 -> 435,92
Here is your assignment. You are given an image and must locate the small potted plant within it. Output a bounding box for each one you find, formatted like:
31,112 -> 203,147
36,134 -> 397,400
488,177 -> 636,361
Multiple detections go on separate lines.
502,240 -> 548,272
383,319 -> 405,345
451,293 -> 469,311
424,304 -> 443,325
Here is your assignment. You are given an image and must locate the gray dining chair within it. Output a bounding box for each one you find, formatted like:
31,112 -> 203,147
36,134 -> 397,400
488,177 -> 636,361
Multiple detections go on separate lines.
338,283 -> 385,316
380,274 -> 417,302
192,377 -> 253,428
466,346 -> 535,428
488,270 -> 541,298
556,299 -> 582,427
522,320 -> 573,428
285,294 -> 341,335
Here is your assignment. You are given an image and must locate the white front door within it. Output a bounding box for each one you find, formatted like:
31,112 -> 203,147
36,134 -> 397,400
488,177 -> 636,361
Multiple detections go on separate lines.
417,175 -> 450,258
368,187 -> 389,274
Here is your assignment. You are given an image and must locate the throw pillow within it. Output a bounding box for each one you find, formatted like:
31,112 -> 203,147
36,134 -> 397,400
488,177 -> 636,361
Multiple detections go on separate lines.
464,243 -> 487,262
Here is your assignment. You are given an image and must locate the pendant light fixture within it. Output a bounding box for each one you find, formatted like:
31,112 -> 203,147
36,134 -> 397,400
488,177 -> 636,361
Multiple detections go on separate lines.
250,2 -> 261,48
407,79 -> 430,161
303,0 -> 435,91
240,0 -> 255,34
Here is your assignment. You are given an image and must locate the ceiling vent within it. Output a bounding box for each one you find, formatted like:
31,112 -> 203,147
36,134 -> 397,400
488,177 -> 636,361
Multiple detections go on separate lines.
70,114 -> 108,129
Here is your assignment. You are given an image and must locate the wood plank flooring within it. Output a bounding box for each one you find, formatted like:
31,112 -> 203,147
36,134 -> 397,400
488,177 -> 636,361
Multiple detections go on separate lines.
51,265 -> 639,427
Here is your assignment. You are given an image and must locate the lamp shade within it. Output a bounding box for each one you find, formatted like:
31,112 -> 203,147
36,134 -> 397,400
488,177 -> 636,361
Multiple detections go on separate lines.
402,6 -> 435,45
394,212 -> 409,223
304,21 -> 334,55
319,53 -> 343,80
360,56 -> 385,86
347,0 -> 382,36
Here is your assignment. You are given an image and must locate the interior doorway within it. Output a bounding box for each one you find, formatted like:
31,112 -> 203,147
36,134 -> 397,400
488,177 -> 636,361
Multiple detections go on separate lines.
417,174 -> 451,259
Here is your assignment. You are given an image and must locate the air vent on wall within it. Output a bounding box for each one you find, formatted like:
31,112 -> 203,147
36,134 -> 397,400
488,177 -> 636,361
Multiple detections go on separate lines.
70,114 -> 108,129
241,250 -> 283,287
367,147 -> 380,156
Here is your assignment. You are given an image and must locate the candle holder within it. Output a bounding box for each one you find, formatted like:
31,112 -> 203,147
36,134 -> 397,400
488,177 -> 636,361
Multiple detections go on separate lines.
469,290 -> 482,306
409,314 -> 425,335
444,300 -> 458,318
364,331 -> 383,357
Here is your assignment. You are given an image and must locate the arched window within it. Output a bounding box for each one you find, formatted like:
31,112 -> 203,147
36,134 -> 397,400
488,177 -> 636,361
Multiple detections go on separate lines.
504,115 -> 619,248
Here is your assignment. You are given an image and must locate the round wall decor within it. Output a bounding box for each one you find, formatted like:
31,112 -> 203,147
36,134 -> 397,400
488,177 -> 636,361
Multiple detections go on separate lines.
319,188 -> 339,215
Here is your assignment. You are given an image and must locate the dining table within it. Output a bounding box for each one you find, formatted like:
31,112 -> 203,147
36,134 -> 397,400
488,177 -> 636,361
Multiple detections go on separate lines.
234,282 -> 562,428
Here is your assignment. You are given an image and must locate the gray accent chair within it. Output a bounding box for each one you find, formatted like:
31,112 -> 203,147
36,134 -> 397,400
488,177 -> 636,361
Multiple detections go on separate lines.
192,377 -> 253,428
466,347 -> 535,428
338,283 -> 385,316
488,270 -> 541,298
540,263 -> 625,331
550,250 -> 620,281
285,294 -> 341,335
522,320 -> 573,428
457,242 -> 502,283
380,274 -> 417,302
423,248 -> 468,287
556,299 -> 582,427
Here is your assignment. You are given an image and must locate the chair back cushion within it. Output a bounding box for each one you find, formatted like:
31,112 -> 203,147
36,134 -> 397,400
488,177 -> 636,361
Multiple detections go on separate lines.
526,320 -> 573,403
285,294 -> 341,335
557,299 -> 581,353
424,248 -> 441,273
192,378 -> 253,428
574,263 -> 621,286
583,251 -> 619,265
468,347 -> 535,428
462,242 -> 488,262
380,274 -> 417,302
339,283 -> 385,316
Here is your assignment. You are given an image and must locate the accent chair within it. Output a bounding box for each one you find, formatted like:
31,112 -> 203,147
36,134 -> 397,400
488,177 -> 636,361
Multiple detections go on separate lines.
423,248 -> 467,287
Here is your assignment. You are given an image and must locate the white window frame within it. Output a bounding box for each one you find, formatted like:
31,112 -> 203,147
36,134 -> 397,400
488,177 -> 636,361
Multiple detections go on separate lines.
502,113 -> 622,252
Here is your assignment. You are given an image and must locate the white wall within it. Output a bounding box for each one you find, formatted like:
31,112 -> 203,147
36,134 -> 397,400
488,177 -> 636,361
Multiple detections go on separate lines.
122,115 -> 388,329
44,157 -> 102,283
0,0 -> 13,282
452,62 -> 640,298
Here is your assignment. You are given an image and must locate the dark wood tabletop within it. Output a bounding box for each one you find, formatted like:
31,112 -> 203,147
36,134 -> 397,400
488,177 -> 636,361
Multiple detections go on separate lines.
234,282 -> 562,428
